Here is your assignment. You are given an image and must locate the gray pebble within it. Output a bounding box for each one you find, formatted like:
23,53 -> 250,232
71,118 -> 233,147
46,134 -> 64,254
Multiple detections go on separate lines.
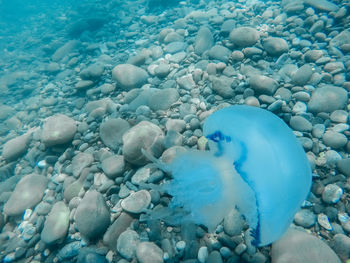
136,242 -> 164,263
323,131 -> 348,149
294,209 -> 316,228
322,184 -> 343,204
290,116 -> 312,132
117,229 -> 140,260
121,190 -> 151,213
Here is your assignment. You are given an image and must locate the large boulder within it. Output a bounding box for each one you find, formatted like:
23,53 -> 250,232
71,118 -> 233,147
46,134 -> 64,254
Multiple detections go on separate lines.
122,121 -> 164,165
112,64 -> 148,90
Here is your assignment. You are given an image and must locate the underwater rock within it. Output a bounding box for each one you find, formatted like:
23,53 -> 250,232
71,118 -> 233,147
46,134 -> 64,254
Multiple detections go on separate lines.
263,37 -> 289,56
100,118 -> 130,150
75,190 -> 110,240
112,64 -> 149,90
195,26 -> 214,55
4,173 -> 48,216
229,27 -> 260,47
41,114 -> 77,147
136,242 -> 164,263
271,228 -> 341,263
123,121 -> 164,165
2,133 -> 30,161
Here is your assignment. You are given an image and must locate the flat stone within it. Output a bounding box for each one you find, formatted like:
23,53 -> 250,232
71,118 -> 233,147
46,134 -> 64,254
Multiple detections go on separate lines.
292,64 -> 313,86
4,174 -> 48,216
121,190 -> 151,213
41,114 -> 77,147
322,184 -> 343,204
75,190 -> 110,240
195,26 -> 214,55
336,158 -> 350,177
103,212 -> 134,250
289,116 -> 312,132
207,45 -> 231,63
41,201 -> 70,245
294,209 -> 316,228
229,27 -> 260,47
122,121 -> 164,165
101,155 -> 125,179
304,0 -> 339,12
323,131 -> 348,149
112,64 -> 148,90
136,242 -> 164,263
100,118 -> 130,150
223,208 -> 244,236
249,74 -> 278,95
2,133 -> 30,161
308,85 -> 348,113
117,229 -> 140,260
271,228 -> 341,263
263,37 -> 289,56
330,110 -> 348,123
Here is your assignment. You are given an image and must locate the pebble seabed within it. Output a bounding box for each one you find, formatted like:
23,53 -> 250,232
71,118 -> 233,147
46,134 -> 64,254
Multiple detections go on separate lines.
0,0 -> 350,262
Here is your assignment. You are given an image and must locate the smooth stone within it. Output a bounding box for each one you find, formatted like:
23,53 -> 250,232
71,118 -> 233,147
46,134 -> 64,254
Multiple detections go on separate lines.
292,64 -> 313,86
324,62 -> 345,73
210,75 -> 234,98
330,30 -> 350,48
318,213 -> 333,230
2,133 -> 30,161
336,158 -> 350,177
198,246 -> 208,263
292,101 -> 307,114
304,50 -> 323,62
263,37 -> 289,56
41,201 -> 70,245
323,131 -> 348,149
289,116 -> 312,132
117,229 -> 140,260
332,234 -> 350,262
4,173 -> 48,216
207,45 -> 231,63
136,242 -> 164,263
122,121 -> 164,165
271,228 -> 341,263
154,63 -> 170,78
229,27 -> 260,47
308,85 -> 348,113
112,64 -> 148,90
312,124 -> 325,138
195,26 -> 214,55
249,75 -> 278,95
322,184 -> 343,204
75,190 -> 110,240
77,247 -> 106,263
304,0 -> 339,12
166,119 -> 186,133
75,80 -> 94,90
101,155 -> 125,179
223,209 -> 244,236
41,114 -> 77,147
177,74 -> 196,90
121,190 -> 151,213
80,63 -> 104,80
100,118 -> 130,150
103,212 -> 134,250
294,209 -> 316,228
71,152 -> 94,177
164,41 -> 187,53
57,241 -> 82,261
129,88 -> 179,112
207,251 -> 223,263
52,40 -> 80,61
330,110 -> 348,123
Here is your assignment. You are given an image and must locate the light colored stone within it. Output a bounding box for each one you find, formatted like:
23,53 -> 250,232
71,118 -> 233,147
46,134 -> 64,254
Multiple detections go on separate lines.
112,64 -> 148,90
121,190 -> 151,213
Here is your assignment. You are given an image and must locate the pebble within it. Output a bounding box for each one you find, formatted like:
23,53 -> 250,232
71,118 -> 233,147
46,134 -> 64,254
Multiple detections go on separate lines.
101,155 -> 125,179
292,64 -> 313,86
4,174 -> 48,216
198,246 -> 208,263
289,116 -> 312,132
41,114 -> 77,147
75,190 -> 110,240
136,242 -> 164,263
100,118 -> 130,150
322,131 -> 348,149
41,201 -> 70,245
249,74 -> 278,95
322,184 -> 343,204
2,133 -> 31,161
121,190 -> 151,213
308,85 -> 348,113
195,26 -> 214,55
117,229 -> 140,260
112,64 -> 149,90
271,228 -> 341,262
318,213 -> 333,230
263,37 -> 289,56
294,209 -> 316,228
223,208 -> 244,236
332,234 -> 350,262
229,27 -> 260,47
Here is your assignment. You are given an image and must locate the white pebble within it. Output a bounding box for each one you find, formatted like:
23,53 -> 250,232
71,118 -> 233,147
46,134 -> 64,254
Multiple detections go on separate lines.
198,246 -> 208,263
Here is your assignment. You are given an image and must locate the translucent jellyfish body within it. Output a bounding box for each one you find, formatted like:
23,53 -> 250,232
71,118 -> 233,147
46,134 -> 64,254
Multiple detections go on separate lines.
152,105 -> 312,246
